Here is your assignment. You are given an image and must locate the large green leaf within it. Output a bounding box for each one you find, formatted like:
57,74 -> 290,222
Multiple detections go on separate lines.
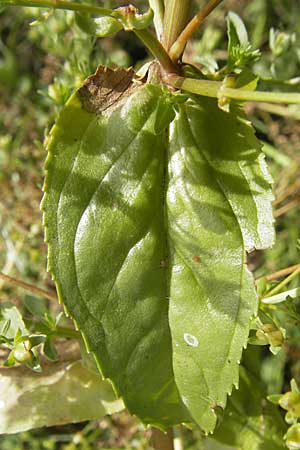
0,361 -> 124,434
167,100 -> 259,431
43,71 -> 188,427
166,96 -> 273,431
42,68 -> 274,432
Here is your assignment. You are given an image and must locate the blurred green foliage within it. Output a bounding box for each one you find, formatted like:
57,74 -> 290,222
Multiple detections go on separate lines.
0,0 -> 300,448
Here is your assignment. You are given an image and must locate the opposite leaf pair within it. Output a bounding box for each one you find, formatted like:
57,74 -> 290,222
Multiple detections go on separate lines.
42,67 -> 274,433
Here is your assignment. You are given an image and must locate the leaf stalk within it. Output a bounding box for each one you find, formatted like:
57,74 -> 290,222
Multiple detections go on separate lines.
134,29 -> 178,73
164,74 -> 300,105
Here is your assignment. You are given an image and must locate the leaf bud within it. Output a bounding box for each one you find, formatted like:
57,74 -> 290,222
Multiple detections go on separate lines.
285,424 -> 300,449
13,340 -> 34,364
256,323 -> 284,347
279,391 -> 300,417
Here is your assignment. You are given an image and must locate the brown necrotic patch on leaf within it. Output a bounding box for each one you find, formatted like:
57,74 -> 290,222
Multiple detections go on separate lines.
78,66 -> 140,114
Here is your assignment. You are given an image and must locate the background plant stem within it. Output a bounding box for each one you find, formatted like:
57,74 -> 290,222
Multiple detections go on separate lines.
148,0 -> 164,40
169,0 -> 223,61
0,272 -> 57,302
163,0 -> 192,50
151,428 -> 175,450
2,0 -> 178,74
1,0 -> 112,15
264,267 -> 300,298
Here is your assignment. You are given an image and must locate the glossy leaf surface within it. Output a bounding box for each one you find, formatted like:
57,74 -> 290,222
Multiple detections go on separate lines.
43,76 -> 188,427
43,69 -> 274,432
167,97 -> 273,431
167,99 -> 259,431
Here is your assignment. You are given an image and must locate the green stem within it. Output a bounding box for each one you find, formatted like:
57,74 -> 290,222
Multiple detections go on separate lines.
1,0 -> 112,15
264,267 -> 300,298
223,87 -> 300,104
255,103 -> 300,120
148,0 -> 164,39
164,73 -> 221,97
134,29 -> 178,73
163,0 -> 192,50
164,74 -> 300,105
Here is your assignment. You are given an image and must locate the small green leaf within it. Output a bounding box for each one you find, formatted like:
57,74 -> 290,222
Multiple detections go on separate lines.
3,351 -> 16,368
115,6 -> 154,31
279,391 -> 300,417
285,424 -> 300,450
23,295 -> 48,318
28,334 -> 47,348
14,328 -> 24,345
291,379 -> 300,393
43,337 -> 58,361
227,12 -> 261,70
269,28 -> 296,58
267,394 -> 283,404
0,302 -> 27,339
12,341 -> 34,364
227,11 -> 249,49
0,319 -> 11,337
0,361 -> 124,434
262,288 -> 300,305
25,347 -> 42,372
75,12 -> 122,38
236,69 -> 259,90
256,323 -> 284,347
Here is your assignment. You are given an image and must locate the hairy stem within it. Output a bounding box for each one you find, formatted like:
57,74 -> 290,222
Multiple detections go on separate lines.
151,428 -> 174,450
0,272 -> 57,302
163,0 -> 192,50
1,0 -> 112,15
164,74 -> 300,105
169,0 -> 223,62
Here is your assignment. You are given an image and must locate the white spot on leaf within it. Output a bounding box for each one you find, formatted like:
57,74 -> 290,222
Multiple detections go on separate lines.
184,333 -> 199,348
